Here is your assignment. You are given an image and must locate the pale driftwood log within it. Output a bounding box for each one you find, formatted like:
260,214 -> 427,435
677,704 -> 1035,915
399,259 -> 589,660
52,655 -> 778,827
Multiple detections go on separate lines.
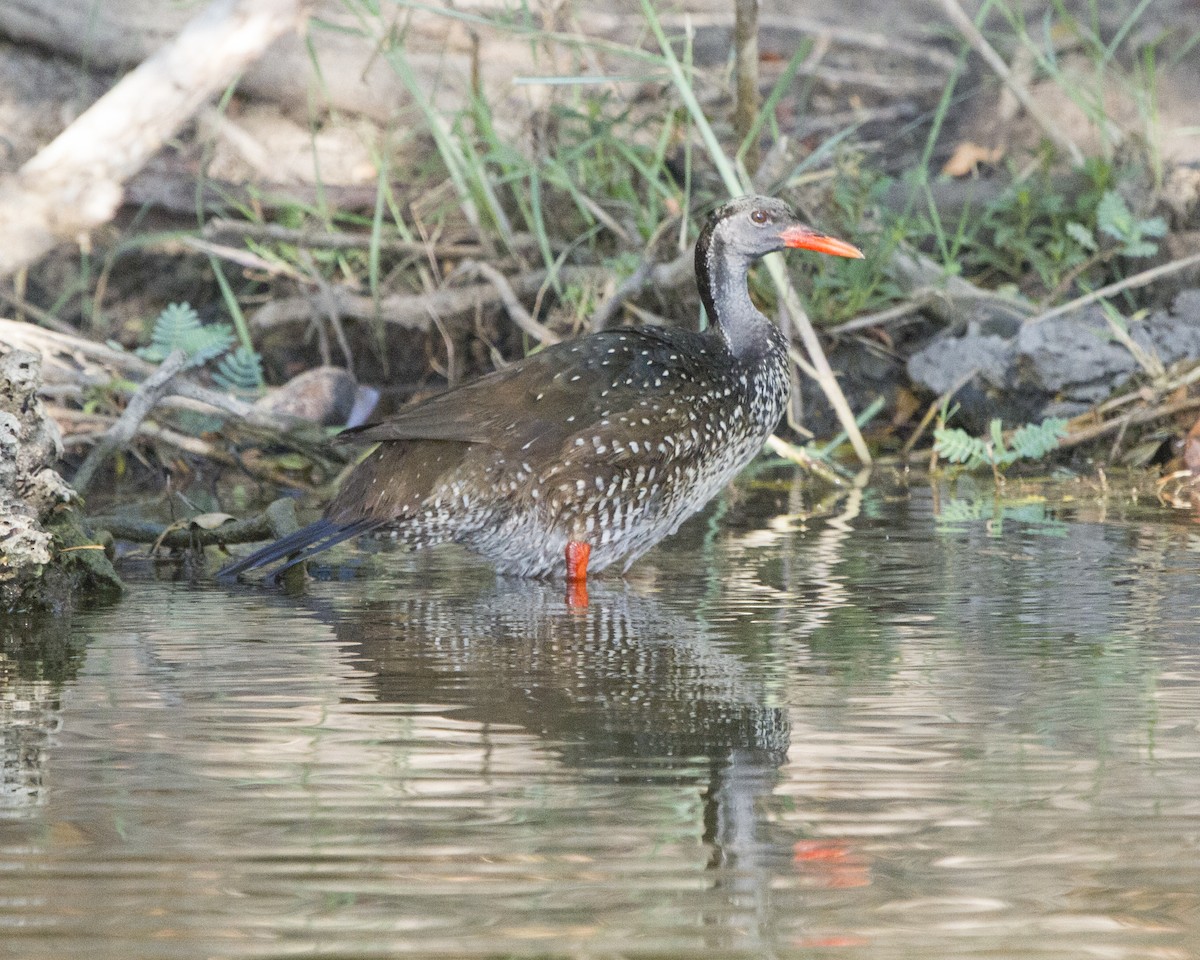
0,0 -> 309,279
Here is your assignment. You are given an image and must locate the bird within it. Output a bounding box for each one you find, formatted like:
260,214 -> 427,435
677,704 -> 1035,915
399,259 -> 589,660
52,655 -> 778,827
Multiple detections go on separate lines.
217,195 -> 862,593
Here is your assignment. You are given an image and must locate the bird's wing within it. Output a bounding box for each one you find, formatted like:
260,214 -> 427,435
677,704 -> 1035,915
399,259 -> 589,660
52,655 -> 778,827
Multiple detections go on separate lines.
335,327 -> 706,454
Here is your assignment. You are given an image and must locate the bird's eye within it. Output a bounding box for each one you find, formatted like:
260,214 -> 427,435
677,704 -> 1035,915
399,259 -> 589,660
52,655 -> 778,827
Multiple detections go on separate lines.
750,209 -> 769,224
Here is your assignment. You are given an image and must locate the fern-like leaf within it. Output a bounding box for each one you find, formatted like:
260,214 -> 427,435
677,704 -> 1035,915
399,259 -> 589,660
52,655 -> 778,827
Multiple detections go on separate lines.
1008,417 -> 1068,460
934,426 -> 988,466
213,345 -> 264,395
137,302 -> 233,367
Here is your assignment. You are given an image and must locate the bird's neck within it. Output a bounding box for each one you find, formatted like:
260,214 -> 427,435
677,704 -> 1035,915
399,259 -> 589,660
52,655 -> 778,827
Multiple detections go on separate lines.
696,234 -> 784,361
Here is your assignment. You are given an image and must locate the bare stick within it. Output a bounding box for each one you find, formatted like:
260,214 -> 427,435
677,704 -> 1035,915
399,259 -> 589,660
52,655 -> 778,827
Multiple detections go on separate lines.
251,265 -> 608,335
1059,395 -> 1200,449
464,260 -> 562,345
202,219 -> 496,257
827,293 -> 936,335
936,0 -> 1083,165
72,350 -> 189,493
66,418 -> 319,490
0,318 -> 305,433
0,0 -> 308,277
733,0 -> 760,175
1024,251 -> 1200,326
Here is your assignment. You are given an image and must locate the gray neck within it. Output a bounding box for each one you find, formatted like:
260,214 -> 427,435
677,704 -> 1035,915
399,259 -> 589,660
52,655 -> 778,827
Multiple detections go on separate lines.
699,236 -> 782,361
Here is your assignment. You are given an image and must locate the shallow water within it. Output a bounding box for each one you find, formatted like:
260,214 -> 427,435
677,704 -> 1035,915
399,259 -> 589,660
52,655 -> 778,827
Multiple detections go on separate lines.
3,472 -> 1200,959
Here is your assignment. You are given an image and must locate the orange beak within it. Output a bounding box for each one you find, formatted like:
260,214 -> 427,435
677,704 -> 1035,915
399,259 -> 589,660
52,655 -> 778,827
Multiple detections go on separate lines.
779,225 -> 864,259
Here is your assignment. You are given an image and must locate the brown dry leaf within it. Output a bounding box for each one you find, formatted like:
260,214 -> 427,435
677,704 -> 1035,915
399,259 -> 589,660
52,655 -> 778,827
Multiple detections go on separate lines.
890,387 -> 922,430
942,142 -> 1003,177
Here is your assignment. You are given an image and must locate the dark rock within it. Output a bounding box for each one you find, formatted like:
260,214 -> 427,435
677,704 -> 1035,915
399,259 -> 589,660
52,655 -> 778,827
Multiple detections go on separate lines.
905,289 -> 1200,429
253,365 -> 379,428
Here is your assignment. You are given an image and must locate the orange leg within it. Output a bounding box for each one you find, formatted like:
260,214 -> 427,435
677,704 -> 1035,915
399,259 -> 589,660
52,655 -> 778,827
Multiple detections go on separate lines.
565,540 -> 591,607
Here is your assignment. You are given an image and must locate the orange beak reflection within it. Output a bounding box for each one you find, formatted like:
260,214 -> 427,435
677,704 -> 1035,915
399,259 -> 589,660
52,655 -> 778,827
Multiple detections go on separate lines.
779,225 -> 864,259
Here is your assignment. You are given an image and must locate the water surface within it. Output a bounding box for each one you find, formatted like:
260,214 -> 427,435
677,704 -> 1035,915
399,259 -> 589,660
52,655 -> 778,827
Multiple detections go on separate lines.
3,473 -> 1199,958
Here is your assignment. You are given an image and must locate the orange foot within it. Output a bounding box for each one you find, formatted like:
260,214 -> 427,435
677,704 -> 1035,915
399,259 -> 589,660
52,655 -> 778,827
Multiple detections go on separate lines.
565,541 -> 591,608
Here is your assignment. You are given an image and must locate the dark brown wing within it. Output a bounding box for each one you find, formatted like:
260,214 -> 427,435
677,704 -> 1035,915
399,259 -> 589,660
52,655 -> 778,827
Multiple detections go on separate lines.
335,326 -> 712,459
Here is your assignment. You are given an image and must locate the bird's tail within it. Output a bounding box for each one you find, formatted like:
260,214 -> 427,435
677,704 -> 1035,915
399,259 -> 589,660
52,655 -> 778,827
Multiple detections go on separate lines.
216,516 -> 381,584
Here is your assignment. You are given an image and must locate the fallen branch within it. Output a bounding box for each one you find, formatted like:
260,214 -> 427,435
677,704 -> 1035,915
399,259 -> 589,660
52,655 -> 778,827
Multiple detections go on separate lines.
828,292 -> 937,336
89,497 -> 300,551
0,0 -> 308,277
1024,250 -> 1200,326
71,350 -> 189,493
462,260 -> 561,345
202,218 -> 496,257
250,265 -> 611,334
63,416 -> 322,490
0,318 -> 309,434
1059,394 -> 1200,449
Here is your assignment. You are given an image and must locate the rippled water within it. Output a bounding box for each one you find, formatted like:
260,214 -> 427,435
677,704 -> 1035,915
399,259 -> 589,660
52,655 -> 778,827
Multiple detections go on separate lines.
3,473 -> 1200,958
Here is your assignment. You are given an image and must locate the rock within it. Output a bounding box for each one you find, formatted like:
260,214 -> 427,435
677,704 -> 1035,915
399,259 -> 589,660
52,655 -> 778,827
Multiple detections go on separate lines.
253,366 -> 379,428
907,327 -> 1014,396
907,289 -> 1200,429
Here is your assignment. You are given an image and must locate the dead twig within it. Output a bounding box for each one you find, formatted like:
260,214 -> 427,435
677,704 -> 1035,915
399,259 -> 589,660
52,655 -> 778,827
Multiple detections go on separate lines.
1059,394 -> 1200,449
651,12 -> 959,71
72,350 -> 189,493
936,0 -> 1083,165
461,260 -> 561,345
901,368 -> 978,458
202,218 -> 497,257
178,236 -> 310,281
764,434 -> 845,487
0,286 -> 79,335
65,417 -> 321,490
828,293 -> 936,336
0,318 -> 307,434
1024,251 -> 1200,326
591,259 -> 655,332
590,215 -> 684,331
251,265 -> 610,335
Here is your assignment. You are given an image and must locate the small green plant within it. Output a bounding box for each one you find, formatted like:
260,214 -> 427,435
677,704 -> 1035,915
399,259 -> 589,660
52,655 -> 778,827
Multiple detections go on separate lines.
137,303 -> 233,368
213,345 -> 265,394
138,302 -> 264,395
934,415 -> 1069,479
1093,190 -> 1167,258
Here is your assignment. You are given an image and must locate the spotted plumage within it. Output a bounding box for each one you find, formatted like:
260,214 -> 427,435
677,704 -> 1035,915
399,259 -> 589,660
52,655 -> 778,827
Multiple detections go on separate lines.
218,196 -> 862,583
